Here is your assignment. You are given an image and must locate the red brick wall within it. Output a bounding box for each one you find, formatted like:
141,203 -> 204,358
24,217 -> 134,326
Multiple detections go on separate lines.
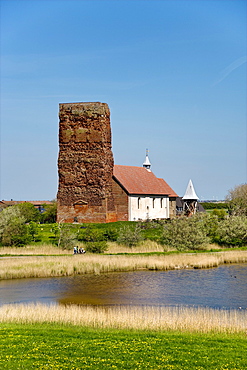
112,178 -> 129,221
57,102 -> 117,223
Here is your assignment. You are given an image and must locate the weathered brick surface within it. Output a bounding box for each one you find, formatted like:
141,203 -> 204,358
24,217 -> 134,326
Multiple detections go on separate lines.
112,178 -> 129,221
57,102 -> 117,223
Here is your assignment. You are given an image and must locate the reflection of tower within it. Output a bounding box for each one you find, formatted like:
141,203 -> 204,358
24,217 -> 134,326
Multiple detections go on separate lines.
182,179 -> 199,216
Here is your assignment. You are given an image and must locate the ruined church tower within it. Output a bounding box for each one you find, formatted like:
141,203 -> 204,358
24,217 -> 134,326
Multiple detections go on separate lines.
57,102 -> 117,223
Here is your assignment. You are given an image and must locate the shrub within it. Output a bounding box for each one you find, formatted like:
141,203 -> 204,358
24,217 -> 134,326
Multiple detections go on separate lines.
117,225 -> 143,248
103,228 -> 119,241
17,202 -> 40,222
161,215 -> 209,251
78,227 -> 108,253
0,207 -> 30,247
85,241 -> 108,253
213,216 -> 247,247
226,184 -> 247,216
28,221 -> 42,242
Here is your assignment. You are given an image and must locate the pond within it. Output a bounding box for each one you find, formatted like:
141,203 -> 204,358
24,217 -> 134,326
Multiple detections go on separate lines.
0,264 -> 247,310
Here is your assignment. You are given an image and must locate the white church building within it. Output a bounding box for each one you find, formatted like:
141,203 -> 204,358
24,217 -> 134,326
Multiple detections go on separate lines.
112,153 -> 178,221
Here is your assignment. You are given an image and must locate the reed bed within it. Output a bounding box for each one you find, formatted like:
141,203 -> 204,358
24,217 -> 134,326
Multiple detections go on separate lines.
0,303 -> 246,334
0,250 -> 247,280
107,240 -> 165,253
0,244 -> 72,255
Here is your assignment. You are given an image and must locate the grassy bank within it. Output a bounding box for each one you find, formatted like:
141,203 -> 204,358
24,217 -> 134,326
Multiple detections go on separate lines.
0,303 -> 246,334
0,249 -> 247,280
0,322 -> 246,369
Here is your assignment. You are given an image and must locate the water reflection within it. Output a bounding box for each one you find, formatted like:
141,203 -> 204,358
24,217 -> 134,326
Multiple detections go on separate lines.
0,264 -> 247,310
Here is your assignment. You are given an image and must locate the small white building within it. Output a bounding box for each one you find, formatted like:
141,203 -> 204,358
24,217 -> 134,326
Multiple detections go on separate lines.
112,154 -> 178,221
182,179 -> 199,216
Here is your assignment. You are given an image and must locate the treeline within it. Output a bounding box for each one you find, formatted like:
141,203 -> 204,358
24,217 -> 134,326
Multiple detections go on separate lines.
0,183 -> 246,251
199,202 -> 228,210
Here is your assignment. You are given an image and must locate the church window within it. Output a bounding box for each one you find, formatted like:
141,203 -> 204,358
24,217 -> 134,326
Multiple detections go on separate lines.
138,197 -> 141,209
153,198 -> 155,208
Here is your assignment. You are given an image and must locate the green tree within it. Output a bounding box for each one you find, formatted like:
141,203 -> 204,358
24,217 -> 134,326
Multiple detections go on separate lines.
0,207 -> 30,247
40,201 -> 57,223
78,227 -> 108,253
56,223 -> 78,250
28,221 -> 41,242
117,225 -> 143,248
213,216 -> 247,247
226,184 -> 247,216
161,215 -> 209,251
17,202 -> 40,222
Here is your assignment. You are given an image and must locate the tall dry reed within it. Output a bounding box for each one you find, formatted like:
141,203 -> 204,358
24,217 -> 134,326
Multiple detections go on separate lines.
0,303 -> 246,334
0,244 -> 71,255
0,250 -> 247,280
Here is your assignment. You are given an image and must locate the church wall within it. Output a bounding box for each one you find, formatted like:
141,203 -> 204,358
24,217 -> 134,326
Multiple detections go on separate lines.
111,179 -> 129,221
129,195 -> 169,221
169,197 -> 177,218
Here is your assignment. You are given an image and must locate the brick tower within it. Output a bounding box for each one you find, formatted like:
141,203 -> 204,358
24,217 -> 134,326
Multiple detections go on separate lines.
57,102 -> 117,223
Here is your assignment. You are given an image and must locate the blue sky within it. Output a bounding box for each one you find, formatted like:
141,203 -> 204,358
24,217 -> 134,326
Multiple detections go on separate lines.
1,0 -> 246,201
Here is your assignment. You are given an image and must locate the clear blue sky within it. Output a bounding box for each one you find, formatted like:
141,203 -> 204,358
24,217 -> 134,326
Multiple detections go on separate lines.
1,0 -> 246,201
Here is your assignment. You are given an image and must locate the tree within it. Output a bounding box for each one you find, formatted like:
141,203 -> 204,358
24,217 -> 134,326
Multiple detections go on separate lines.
226,184 -> 247,216
40,201 -> 57,223
161,215 -> 209,251
17,202 -> 40,222
78,227 -> 108,253
117,225 -> 143,248
213,216 -> 247,247
56,223 -> 78,250
0,207 -> 30,247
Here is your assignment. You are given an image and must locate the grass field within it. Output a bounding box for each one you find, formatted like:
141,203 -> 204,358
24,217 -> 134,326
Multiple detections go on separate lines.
0,323 -> 246,369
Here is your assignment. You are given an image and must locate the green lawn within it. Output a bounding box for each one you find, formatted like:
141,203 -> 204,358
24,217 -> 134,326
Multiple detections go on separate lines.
1,323 -> 246,369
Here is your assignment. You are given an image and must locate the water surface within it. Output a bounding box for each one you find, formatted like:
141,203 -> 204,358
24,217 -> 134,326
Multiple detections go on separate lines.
0,264 -> 246,309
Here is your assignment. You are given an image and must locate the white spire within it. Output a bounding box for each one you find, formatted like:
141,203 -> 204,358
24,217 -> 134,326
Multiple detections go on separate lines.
182,179 -> 199,200
143,149 -> 151,170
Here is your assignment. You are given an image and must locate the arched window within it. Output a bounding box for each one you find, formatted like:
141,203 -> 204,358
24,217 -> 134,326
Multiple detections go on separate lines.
153,198 -> 155,208
160,198 -> 163,208
138,197 -> 141,209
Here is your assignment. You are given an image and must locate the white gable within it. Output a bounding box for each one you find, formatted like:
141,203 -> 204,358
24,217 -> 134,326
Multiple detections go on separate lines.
182,179 -> 199,200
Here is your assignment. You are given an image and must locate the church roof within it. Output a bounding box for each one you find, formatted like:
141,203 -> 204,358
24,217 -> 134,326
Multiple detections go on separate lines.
113,165 -> 178,197
182,179 -> 199,200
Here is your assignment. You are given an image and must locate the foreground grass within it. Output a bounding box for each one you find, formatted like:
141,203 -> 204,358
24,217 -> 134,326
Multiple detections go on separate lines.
0,303 -> 246,334
0,323 -> 246,370
0,249 -> 247,280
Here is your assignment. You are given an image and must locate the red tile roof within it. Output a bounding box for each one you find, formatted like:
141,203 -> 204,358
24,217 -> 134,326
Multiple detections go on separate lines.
113,165 -> 178,197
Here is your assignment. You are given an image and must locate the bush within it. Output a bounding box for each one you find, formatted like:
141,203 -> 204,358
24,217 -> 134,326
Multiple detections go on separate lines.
103,228 -> 119,241
213,216 -> 247,247
117,225 -> 143,248
28,221 -> 42,242
85,241 -> 108,253
40,201 -> 57,223
226,184 -> 247,216
161,215 -> 209,251
0,207 -> 30,247
2,218 -> 30,247
17,202 -> 40,222
78,226 -> 108,253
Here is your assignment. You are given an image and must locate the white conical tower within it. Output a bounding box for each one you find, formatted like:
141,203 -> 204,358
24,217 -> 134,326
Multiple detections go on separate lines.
182,179 -> 199,200
182,180 -> 199,216
143,149 -> 151,171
